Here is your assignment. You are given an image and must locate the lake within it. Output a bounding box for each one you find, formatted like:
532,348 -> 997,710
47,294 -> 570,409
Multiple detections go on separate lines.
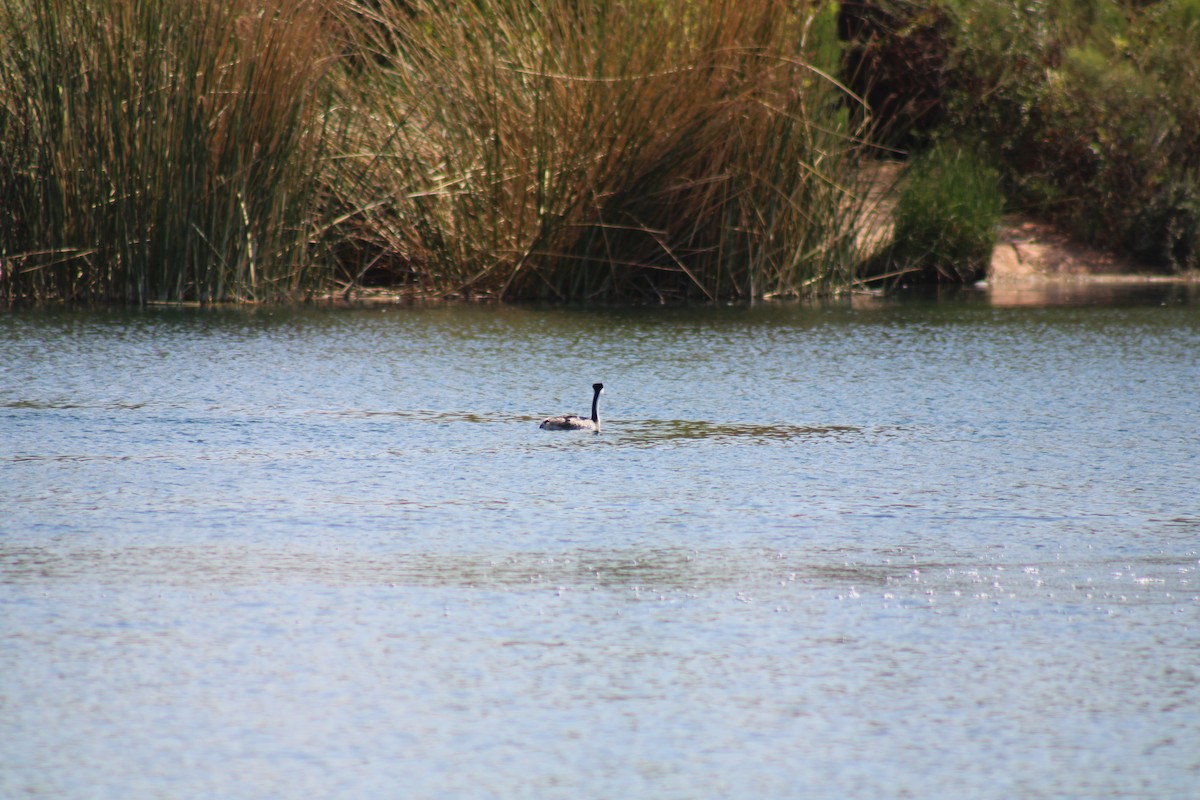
2,284 -> 1198,799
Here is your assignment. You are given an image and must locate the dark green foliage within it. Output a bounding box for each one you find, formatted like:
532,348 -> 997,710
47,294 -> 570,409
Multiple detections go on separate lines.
838,0 -> 955,148
1131,170 -> 1200,273
845,0 -> 1200,273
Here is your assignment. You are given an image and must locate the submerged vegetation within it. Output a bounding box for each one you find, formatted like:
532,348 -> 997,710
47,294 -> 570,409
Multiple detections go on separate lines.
1,0 -> 1197,305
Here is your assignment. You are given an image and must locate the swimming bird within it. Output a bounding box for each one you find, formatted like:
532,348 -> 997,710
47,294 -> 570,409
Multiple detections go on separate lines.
540,383 -> 604,432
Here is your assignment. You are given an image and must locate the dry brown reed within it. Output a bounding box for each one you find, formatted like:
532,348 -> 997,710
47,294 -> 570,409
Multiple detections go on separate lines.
330,0 -> 873,301
1,0 -> 876,304
0,0 -> 336,303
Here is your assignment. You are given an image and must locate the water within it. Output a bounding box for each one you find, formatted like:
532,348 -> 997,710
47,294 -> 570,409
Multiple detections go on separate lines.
2,286 -> 1198,799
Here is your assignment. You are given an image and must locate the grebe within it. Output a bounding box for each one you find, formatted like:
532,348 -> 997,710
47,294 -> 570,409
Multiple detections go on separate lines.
540,383 -> 604,432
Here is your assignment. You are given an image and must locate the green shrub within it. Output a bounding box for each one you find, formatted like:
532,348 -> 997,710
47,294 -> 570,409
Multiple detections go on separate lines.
940,0 -> 1200,270
890,141 -> 1004,282
842,1 -> 1200,275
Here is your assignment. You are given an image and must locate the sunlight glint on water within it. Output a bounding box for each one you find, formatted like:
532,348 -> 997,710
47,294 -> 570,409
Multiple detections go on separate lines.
2,289 -> 1198,799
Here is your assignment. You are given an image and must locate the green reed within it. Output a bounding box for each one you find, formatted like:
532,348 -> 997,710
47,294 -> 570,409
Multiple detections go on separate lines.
332,0 -> 873,301
0,0 -> 336,304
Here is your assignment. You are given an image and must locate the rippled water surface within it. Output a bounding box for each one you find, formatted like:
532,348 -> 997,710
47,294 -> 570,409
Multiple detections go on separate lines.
3,287 -> 1199,799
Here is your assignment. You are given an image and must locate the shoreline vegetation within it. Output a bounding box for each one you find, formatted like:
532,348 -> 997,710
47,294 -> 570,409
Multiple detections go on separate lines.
2,0 -> 1198,306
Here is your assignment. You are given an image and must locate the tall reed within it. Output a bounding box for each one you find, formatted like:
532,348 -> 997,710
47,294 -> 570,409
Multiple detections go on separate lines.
0,0 -> 336,304
332,0 -> 872,301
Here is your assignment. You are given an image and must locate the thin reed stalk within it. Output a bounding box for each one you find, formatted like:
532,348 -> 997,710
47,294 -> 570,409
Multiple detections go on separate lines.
0,0 -> 336,304
332,0 -> 873,301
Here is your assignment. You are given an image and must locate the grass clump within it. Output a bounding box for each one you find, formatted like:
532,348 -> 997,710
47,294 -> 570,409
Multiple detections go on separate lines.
0,0 -> 337,304
888,141 -> 1003,282
332,0 -> 872,301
